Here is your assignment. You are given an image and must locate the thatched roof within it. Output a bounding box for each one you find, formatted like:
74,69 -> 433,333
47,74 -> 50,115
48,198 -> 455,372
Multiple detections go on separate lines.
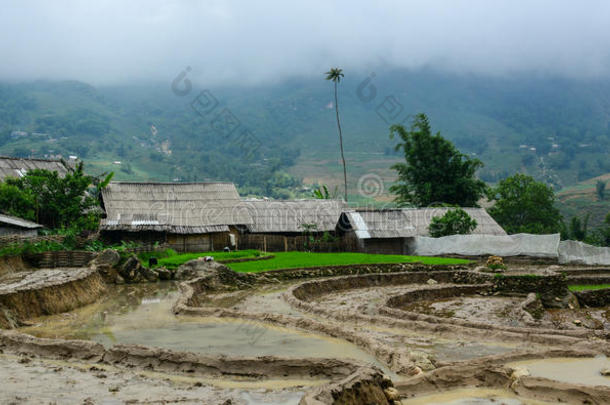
0,156 -> 69,182
340,208 -> 506,239
0,213 -> 42,229
100,182 -> 253,233
339,210 -> 417,239
244,199 -> 347,233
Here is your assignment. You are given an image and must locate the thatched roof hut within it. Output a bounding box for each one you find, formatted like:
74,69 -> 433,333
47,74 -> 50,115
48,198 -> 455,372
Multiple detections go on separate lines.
339,208 -> 506,239
100,182 -> 253,233
338,210 -> 416,239
244,199 -> 347,234
0,156 -> 69,182
0,213 -> 42,237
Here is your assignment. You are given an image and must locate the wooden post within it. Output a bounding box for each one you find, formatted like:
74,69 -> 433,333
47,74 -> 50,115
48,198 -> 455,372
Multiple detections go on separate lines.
263,235 -> 267,253
284,236 -> 288,252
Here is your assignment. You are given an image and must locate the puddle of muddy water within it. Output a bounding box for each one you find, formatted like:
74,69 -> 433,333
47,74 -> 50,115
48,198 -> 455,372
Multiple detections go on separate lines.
20,282 -> 385,371
204,282 -> 304,317
507,356 -> 610,387
400,388 -> 557,405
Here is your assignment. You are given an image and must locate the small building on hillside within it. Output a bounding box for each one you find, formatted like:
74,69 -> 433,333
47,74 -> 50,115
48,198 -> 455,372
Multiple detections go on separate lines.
0,156 -> 70,182
0,213 -> 43,237
337,208 -> 506,255
240,199 -> 348,251
100,182 -> 253,252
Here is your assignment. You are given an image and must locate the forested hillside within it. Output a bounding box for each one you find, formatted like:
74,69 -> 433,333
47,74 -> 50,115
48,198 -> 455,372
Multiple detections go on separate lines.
1,69 -> 609,200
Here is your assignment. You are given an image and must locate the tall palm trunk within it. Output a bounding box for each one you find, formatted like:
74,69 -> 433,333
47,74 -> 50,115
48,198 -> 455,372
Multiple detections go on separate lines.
334,81 -> 348,202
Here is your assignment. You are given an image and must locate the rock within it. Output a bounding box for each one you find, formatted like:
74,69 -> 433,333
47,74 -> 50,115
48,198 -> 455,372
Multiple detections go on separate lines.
174,259 -> 253,285
90,249 -> 122,283
384,387 -> 400,401
511,366 -> 530,379
138,266 -> 159,282
426,279 -> 438,285
573,319 -> 582,326
93,249 -> 121,268
521,292 -> 545,320
156,267 -> 172,281
117,255 -> 141,282
544,291 -> 580,310
510,366 -> 531,389
407,366 -> 423,376
600,368 -> 610,376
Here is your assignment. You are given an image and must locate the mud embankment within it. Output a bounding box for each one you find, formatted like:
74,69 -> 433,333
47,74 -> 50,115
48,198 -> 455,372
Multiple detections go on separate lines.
0,267 -> 106,328
299,367 -> 396,405
396,352 -> 610,405
0,256 -> 29,278
0,329 -> 364,381
284,272 -> 610,348
381,284 -> 610,340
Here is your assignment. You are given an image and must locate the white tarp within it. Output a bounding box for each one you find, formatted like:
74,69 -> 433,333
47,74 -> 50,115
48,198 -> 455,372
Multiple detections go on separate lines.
411,233 -> 561,258
558,240 -> 610,265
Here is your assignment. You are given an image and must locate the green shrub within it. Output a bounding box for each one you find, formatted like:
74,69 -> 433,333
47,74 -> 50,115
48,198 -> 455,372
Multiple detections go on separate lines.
429,208 -> 478,237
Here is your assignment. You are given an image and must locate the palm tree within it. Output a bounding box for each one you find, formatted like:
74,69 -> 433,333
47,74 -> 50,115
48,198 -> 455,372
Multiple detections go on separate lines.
325,67 -> 348,202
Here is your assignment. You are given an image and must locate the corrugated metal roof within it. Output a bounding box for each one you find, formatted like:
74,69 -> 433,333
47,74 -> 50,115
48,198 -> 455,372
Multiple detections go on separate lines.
0,213 -> 43,229
244,199 -> 347,233
341,207 -> 506,239
100,182 -> 252,233
0,156 -> 69,182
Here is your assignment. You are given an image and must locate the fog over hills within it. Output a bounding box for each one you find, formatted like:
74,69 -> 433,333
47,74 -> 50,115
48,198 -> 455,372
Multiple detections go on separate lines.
0,1 -> 609,223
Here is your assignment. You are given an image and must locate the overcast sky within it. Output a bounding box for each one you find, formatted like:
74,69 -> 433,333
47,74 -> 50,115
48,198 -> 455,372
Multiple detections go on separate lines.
1,0 -> 610,85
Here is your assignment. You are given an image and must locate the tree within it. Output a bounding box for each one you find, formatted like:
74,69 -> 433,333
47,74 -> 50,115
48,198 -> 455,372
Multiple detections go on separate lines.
1,162 -> 100,230
596,180 -> 606,201
429,208 -> 478,237
325,68 -> 348,202
389,113 -> 487,207
487,173 -> 562,234
565,214 -> 590,241
583,213 -> 610,247
0,182 -> 35,220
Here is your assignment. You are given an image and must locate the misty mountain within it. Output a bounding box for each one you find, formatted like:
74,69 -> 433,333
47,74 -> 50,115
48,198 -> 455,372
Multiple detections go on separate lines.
1,69 -> 609,196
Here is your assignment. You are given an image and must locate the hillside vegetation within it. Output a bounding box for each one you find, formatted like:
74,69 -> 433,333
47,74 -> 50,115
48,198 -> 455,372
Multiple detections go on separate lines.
1,70 -> 609,200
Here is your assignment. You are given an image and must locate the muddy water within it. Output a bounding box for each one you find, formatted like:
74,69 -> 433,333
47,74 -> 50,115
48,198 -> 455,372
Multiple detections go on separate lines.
400,388 -> 557,405
507,356 -> 610,387
20,282 -> 383,367
204,281 -> 305,317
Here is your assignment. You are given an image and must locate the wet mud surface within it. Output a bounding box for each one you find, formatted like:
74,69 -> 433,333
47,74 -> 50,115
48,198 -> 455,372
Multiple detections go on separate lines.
507,356 -> 610,387
3,260 -> 610,404
400,388 -> 557,405
0,353 -> 306,405
401,295 -> 610,330
19,281 -> 383,367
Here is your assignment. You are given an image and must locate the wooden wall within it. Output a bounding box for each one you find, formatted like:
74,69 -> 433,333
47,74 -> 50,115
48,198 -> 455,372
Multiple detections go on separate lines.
239,233 -> 357,253
361,237 -> 407,255
103,230 -> 238,253
0,226 -> 37,238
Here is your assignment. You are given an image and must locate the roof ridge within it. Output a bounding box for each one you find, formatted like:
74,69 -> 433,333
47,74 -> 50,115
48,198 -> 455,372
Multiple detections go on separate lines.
0,155 -> 65,163
108,181 -> 236,185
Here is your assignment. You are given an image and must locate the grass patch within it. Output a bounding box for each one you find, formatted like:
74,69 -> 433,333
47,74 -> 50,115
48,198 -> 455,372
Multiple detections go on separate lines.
139,249 -> 262,270
568,284 -> 610,292
226,251 -> 470,273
